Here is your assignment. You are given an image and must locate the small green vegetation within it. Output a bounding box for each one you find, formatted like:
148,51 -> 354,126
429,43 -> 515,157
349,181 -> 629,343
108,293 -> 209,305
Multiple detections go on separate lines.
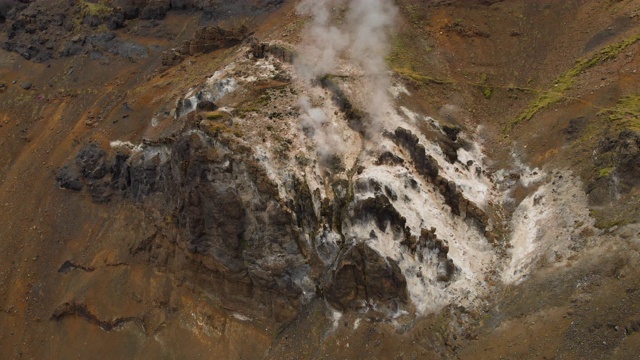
205,111 -> 227,121
404,4 -> 428,27
594,216 -> 625,230
510,32 -> 640,129
204,122 -> 243,138
483,87 -> 493,99
479,73 -> 493,99
387,31 -> 433,74
72,0 -> 115,30
598,166 -> 615,178
80,0 -> 114,17
393,67 -> 451,85
85,4 -> 110,17
206,114 -> 223,120
598,94 -> 640,131
234,106 -> 260,117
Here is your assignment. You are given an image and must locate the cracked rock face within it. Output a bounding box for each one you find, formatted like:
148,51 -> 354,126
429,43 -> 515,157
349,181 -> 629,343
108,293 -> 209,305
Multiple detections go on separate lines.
1,0 -> 282,62
58,128 -> 418,322
54,42 -> 500,323
60,132 -> 310,323
5,1 -> 640,358
52,26 -> 600,329
325,242 -> 408,312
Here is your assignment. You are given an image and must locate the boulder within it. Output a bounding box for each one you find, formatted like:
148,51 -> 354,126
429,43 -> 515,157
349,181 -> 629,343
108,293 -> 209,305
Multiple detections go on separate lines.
196,100 -> 217,111
161,49 -> 183,67
326,243 -> 408,311
55,165 -> 83,191
75,143 -> 108,180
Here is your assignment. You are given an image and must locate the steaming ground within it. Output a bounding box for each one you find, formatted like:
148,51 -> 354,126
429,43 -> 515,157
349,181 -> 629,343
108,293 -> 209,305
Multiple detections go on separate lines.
100,0 -> 606,328
5,1 -> 640,358
502,171 -> 598,284
295,0 -> 398,139
107,38 -> 605,320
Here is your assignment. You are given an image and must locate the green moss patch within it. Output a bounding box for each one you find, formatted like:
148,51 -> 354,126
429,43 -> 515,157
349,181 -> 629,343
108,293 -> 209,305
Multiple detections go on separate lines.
202,121 -> 243,138
205,111 -> 229,121
80,0 -> 114,18
393,67 -> 452,86
598,167 -> 615,178
510,33 -> 640,129
598,94 -> 640,131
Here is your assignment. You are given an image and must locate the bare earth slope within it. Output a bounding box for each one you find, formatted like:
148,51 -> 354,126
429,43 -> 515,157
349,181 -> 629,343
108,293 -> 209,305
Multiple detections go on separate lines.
1,1 -> 640,359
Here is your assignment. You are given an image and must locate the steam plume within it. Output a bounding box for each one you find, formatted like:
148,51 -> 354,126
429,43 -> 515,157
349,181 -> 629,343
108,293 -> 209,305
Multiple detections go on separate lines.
295,0 -> 398,153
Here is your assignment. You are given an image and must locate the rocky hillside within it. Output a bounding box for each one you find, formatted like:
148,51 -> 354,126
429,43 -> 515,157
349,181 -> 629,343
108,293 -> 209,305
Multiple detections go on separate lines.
1,0 -> 640,359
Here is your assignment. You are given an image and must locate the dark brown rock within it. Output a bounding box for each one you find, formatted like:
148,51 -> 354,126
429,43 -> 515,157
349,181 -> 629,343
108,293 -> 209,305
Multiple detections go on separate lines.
563,117 -> 587,141
401,227 -> 456,282
289,177 -> 318,234
250,38 -> 295,63
75,143 -> 109,180
375,151 -> 405,166
442,124 -> 461,141
326,243 -> 408,311
55,165 -> 83,191
614,130 -> 640,188
319,76 -> 368,134
393,127 -> 439,178
139,0 -> 170,20
196,100 -> 217,111
353,195 -> 406,233
591,130 -> 640,199
161,49 -> 183,66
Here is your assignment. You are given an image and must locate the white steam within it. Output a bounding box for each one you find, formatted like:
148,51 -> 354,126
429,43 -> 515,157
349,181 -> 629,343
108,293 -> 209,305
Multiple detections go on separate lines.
345,0 -> 397,125
298,95 -> 346,157
295,0 -> 398,150
295,0 -> 350,82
